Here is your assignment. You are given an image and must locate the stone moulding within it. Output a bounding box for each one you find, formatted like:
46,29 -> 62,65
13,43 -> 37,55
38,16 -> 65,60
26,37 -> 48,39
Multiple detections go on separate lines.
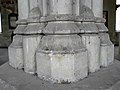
43,21 -> 81,34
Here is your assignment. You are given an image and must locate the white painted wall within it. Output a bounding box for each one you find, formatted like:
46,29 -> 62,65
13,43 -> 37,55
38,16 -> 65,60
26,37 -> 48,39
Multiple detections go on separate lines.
116,0 -> 120,5
116,7 -> 120,32
0,13 -> 2,33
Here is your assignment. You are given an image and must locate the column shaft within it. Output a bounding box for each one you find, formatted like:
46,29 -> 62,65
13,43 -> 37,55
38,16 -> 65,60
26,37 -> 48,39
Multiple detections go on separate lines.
92,0 -> 103,18
18,0 -> 29,20
81,0 -> 92,9
49,0 -> 73,15
38,0 -> 43,16
43,0 -> 48,16
73,0 -> 81,15
29,0 -> 38,10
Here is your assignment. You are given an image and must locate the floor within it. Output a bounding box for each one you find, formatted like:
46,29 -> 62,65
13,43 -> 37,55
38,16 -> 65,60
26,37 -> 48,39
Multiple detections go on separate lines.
0,48 -> 8,65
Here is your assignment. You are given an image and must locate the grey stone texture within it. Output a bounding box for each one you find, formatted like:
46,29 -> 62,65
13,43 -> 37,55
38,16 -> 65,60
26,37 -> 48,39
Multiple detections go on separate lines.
23,35 -> 41,74
43,21 -> 80,34
82,34 -> 100,72
36,35 -> 88,83
1,61 -> 120,90
8,35 -> 23,69
8,0 -> 114,83
99,33 -> 114,67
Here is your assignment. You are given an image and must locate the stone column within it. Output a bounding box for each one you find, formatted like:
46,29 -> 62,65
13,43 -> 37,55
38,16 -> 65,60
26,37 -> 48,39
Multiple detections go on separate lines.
92,0 -> 103,18
36,0 -> 88,83
38,0 -> 43,16
8,0 -> 115,84
73,0 -> 81,15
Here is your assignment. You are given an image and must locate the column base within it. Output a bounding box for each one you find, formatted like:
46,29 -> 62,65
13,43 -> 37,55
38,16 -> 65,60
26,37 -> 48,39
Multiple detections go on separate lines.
36,35 -> 88,83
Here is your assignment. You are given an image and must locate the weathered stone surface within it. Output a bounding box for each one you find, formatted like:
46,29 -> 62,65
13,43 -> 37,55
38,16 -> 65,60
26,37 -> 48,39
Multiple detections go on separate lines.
36,35 -> 88,83
16,19 -> 27,25
95,17 -> 108,33
40,14 -> 76,22
73,0 -> 81,15
27,7 -> 41,23
23,35 -> 41,74
77,22 -> 99,33
8,0 -> 115,84
29,0 -> 38,10
14,25 -> 27,34
43,21 -> 80,34
49,0 -> 73,15
82,34 -> 100,72
96,23 -> 108,32
99,33 -> 114,67
42,0 -> 48,16
18,0 -> 29,20
24,23 -> 45,34
80,5 -> 94,18
92,0 -> 103,18
1,61 -> 120,90
38,35 -> 86,53
95,17 -> 106,23
14,19 -> 27,34
8,35 -> 23,69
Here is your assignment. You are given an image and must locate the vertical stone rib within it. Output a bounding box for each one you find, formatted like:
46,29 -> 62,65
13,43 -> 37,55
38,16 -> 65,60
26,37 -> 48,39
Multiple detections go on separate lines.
81,0 -> 92,9
18,0 -> 29,20
73,0 -> 81,15
92,0 -> 103,18
43,0 -> 48,16
38,0 -> 43,16
29,0 -> 38,10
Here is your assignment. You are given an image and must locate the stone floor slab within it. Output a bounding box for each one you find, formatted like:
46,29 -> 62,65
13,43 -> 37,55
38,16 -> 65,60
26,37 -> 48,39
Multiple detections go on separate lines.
0,60 -> 120,90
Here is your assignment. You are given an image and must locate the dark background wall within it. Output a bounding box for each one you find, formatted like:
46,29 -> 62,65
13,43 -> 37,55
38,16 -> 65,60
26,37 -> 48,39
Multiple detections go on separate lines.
103,0 -> 117,44
0,1 -> 17,47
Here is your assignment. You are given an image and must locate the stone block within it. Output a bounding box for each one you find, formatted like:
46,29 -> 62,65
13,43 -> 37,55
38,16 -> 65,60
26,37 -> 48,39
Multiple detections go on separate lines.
82,34 -> 100,73
43,21 -> 80,34
96,23 -> 108,32
27,7 -> 41,23
23,35 -> 41,74
36,35 -> 88,83
14,25 -> 27,34
24,23 -> 45,34
77,22 -> 99,34
99,33 -> 114,67
8,35 -> 23,69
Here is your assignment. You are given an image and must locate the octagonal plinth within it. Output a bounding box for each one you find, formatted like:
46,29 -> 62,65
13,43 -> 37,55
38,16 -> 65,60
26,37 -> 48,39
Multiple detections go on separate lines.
36,35 -> 88,83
